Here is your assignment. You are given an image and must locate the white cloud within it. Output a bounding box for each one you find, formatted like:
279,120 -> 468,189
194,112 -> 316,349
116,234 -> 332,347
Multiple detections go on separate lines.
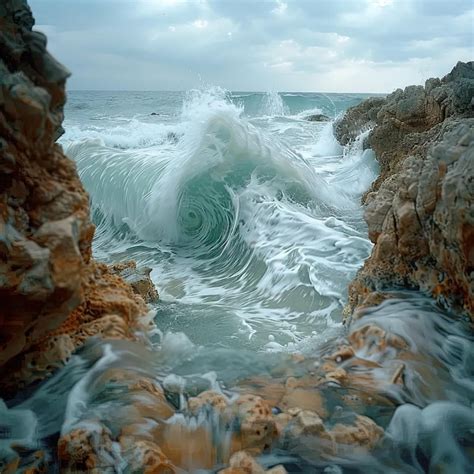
29,0 -> 474,92
273,0 -> 288,15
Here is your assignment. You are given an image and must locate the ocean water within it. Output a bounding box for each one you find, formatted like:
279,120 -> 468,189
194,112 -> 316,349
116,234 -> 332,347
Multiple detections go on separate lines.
3,90 -> 473,473
63,89 -> 379,352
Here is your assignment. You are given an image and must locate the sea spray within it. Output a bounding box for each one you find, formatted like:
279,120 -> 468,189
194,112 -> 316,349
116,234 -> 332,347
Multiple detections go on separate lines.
65,88 -> 375,350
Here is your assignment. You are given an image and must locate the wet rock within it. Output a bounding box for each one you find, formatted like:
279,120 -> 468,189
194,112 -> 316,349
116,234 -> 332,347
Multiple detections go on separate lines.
334,96 -> 386,145
232,394 -> 277,454
329,415 -> 383,451
286,410 -> 326,438
280,380 -> 327,417
57,423 -> 118,473
120,439 -> 177,474
334,62 -> 474,317
57,368 -> 177,472
187,389 -> 228,416
235,376 -> 287,408
219,451 -> 281,474
109,260 -> 159,303
349,123 -> 474,317
305,113 -> 330,122
0,0 -> 153,392
336,62 -> 473,200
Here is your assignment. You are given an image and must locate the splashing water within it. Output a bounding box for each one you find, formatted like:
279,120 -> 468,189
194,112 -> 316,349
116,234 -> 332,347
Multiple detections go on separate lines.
261,91 -> 289,116
3,89 -> 471,472
64,88 -> 376,350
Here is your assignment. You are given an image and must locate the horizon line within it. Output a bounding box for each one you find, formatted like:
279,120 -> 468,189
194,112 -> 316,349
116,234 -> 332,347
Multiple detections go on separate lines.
67,89 -> 388,95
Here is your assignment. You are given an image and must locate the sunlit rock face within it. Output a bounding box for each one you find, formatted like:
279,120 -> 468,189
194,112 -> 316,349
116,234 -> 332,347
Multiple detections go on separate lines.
334,62 -> 474,317
0,0 -> 152,393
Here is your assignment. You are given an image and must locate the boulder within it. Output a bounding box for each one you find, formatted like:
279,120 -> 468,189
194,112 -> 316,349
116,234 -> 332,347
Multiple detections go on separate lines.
109,260 -> 159,303
304,113 -> 331,122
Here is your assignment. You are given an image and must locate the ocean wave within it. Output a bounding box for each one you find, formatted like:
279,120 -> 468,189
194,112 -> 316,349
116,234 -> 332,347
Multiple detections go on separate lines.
65,88 -> 373,340
66,89 -> 342,246
62,118 -> 180,149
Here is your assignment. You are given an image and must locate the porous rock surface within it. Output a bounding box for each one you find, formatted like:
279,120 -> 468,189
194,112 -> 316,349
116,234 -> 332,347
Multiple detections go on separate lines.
0,0 -> 154,392
109,260 -> 159,303
334,62 -> 474,316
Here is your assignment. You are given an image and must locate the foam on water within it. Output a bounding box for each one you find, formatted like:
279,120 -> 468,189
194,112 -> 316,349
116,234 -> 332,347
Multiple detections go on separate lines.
4,296 -> 472,472
3,88 -> 472,473
65,88 -> 376,349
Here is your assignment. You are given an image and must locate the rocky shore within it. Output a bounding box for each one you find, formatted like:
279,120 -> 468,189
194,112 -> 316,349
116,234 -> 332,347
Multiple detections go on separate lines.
0,0 -> 156,394
1,1 -> 473,473
334,61 -> 474,318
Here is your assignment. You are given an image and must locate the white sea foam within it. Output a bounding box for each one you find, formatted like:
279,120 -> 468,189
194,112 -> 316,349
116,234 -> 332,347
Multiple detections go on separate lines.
64,88 -> 375,349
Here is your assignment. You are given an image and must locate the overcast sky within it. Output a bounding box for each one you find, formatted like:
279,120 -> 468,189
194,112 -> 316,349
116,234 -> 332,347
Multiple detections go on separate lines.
29,0 -> 473,93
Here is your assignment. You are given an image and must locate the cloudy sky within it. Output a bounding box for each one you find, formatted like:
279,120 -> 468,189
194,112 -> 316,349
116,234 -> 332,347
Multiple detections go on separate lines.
30,0 -> 473,93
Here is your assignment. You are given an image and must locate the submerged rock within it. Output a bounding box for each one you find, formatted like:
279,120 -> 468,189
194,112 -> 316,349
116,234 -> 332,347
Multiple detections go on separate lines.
219,451 -> 287,474
304,113 -> 331,122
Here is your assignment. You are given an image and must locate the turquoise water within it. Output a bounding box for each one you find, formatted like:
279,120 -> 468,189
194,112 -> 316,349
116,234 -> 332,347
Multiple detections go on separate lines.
63,88 -> 379,352
1,90 -> 473,473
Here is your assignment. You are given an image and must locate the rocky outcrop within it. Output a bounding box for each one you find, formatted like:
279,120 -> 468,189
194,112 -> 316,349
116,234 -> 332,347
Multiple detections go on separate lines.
109,260 -> 159,303
335,62 -> 473,200
333,97 -> 385,145
334,62 -> 474,317
304,113 -> 330,122
1,1 -> 472,471
0,0 -> 155,392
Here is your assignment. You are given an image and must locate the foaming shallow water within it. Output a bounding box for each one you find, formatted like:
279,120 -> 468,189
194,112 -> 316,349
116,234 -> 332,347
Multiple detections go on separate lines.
3,91 -> 472,472
2,296 -> 473,472
64,88 -> 377,350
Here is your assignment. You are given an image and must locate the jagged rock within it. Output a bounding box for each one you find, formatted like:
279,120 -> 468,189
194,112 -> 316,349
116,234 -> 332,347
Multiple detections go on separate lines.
0,0 -> 153,392
334,62 -> 474,317
57,423 -> 118,473
57,368 -> 177,472
232,394 -> 277,454
187,389 -> 228,416
286,410 -> 326,438
334,97 -> 386,145
349,123 -> 474,316
335,61 -> 474,202
219,451 -> 287,474
109,260 -> 159,303
329,415 -> 384,451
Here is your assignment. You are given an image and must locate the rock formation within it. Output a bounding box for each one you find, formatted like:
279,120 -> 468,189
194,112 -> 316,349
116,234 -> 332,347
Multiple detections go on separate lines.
1,0 -> 473,471
334,62 -> 474,317
304,113 -> 330,122
0,0 -> 154,393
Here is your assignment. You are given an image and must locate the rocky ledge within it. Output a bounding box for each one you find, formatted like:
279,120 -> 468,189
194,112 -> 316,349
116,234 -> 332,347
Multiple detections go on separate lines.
0,0 -> 157,394
334,62 -> 474,317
